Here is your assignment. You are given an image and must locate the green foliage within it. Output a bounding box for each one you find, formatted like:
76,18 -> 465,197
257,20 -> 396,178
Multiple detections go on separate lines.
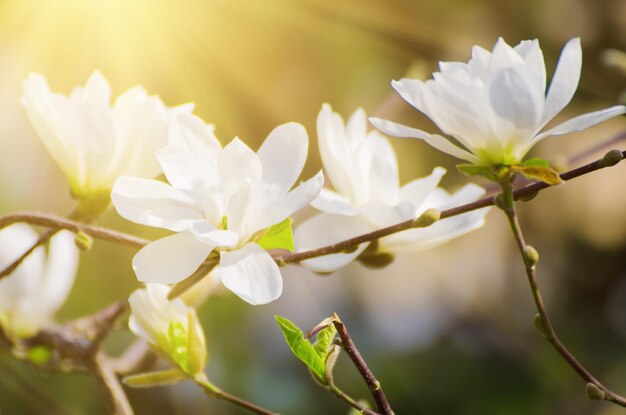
521,157 -> 550,167
313,324 -> 337,360
257,218 -> 294,252
274,315 -> 326,383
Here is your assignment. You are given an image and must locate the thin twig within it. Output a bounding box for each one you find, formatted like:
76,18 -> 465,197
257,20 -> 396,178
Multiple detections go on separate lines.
90,353 -> 134,415
274,149 -> 626,265
194,373 -> 278,415
332,314 -> 394,415
499,178 -> 626,408
329,384 -> 379,415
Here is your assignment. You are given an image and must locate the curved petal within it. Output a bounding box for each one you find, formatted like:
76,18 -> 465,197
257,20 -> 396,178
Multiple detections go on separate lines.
248,170 -> 324,236
540,38 -> 582,127
294,213 -> 373,273
219,138 -> 262,202
533,105 -> 626,143
39,230 -> 79,315
257,122 -> 308,193
369,118 -> 481,164
513,39 -> 546,92
311,188 -> 357,216
398,167 -> 446,210
189,221 -> 239,248
112,176 -> 204,232
217,243 -> 282,305
380,184 -> 489,252
316,104 -> 354,199
82,70 -> 112,105
364,130 -> 400,202
132,232 -> 213,284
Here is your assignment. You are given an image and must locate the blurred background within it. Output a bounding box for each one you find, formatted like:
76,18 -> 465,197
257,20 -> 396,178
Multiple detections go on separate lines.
0,0 -> 625,413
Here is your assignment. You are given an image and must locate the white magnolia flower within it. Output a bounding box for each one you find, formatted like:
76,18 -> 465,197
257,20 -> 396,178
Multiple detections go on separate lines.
0,224 -> 79,338
112,114 -> 324,305
371,38 -> 626,166
295,104 -> 489,272
128,284 -> 206,376
22,70 -> 194,213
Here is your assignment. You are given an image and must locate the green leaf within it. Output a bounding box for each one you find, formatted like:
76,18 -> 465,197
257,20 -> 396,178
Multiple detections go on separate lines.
168,321 -> 189,373
456,164 -> 499,182
313,324 -> 337,360
512,165 -> 563,186
123,369 -> 188,388
521,157 -> 550,167
256,218 -> 294,252
274,315 -> 326,383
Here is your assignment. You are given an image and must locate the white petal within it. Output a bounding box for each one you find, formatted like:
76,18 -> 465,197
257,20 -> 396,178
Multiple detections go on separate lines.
294,213 -> 373,273
257,122 -> 308,193
398,167 -> 446,209
391,78 -> 429,115
369,118 -> 482,164
112,176 -> 204,232
132,232 -> 213,284
514,39 -> 546,92
311,188 -> 357,215
488,64 -> 544,134
248,170 -> 324,235
38,230 -> 79,315
380,184 -> 489,252
82,70 -> 112,105
540,38 -> 582,127
364,131 -> 400,202
157,114 -> 221,193
189,222 -> 239,248
359,200 -> 415,228
219,138 -> 262,202
217,243 -> 282,305
533,105 -> 626,143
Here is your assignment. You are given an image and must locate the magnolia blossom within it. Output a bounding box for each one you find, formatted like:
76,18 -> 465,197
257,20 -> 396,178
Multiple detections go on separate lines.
112,114 -> 324,305
295,104 -> 489,272
128,284 -> 206,376
371,38 -> 626,166
22,70 -> 193,209
0,224 -> 78,338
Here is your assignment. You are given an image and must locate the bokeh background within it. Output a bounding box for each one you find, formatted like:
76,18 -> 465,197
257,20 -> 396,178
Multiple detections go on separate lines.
0,0 -> 625,414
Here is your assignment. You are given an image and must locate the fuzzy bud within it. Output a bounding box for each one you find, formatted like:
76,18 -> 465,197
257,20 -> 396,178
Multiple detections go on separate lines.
600,149 -> 624,168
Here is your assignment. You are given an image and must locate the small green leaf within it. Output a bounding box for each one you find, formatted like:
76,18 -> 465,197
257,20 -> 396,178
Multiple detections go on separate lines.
26,346 -> 53,365
275,315 -> 325,383
123,369 -> 188,388
257,218 -> 294,252
521,157 -> 550,167
313,324 -> 337,360
168,321 -> 189,373
512,165 -> 563,185
456,164 -> 498,182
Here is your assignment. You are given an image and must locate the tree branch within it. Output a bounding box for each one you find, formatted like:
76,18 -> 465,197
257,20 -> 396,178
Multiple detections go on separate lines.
499,177 -> 626,408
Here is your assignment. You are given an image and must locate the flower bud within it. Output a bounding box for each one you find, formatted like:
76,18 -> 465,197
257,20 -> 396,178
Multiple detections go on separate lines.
74,232 -> 93,251
524,245 -> 540,266
128,284 -> 207,376
413,209 -> 440,228
599,149 -> 624,168
585,383 -> 606,400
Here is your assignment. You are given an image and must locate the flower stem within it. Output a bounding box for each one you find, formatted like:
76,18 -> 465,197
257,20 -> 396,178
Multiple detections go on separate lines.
499,178 -> 626,408
194,374 -> 278,415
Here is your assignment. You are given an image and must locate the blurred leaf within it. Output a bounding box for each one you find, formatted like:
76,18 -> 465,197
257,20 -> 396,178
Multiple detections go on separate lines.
521,157 -> 550,167
257,218 -> 294,252
168,321 -> 189,373
275,315 -> 325,383
457,164 -> 498,182
26,346 -> 53,365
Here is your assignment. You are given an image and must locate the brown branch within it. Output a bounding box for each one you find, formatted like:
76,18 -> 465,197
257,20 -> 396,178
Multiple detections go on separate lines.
90,353 -> 134,415
274,149 -> 626,265
332,314 -> 394,415
499,178 -> 626,408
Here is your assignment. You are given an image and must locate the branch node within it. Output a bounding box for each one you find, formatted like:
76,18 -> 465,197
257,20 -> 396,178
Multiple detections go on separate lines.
586,383 -> 606,400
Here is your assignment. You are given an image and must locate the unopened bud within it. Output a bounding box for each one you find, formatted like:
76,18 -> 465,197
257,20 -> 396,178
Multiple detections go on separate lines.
518,191 -> 539,202
533,313 -> 548,338
74,232 -> 93,251
494,193 -> 507,211
357,252 -> 394,269
585,383 -> 606,400
413,209 -> 440,228
524,245 -> 539,266
600,149 -> 624,168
